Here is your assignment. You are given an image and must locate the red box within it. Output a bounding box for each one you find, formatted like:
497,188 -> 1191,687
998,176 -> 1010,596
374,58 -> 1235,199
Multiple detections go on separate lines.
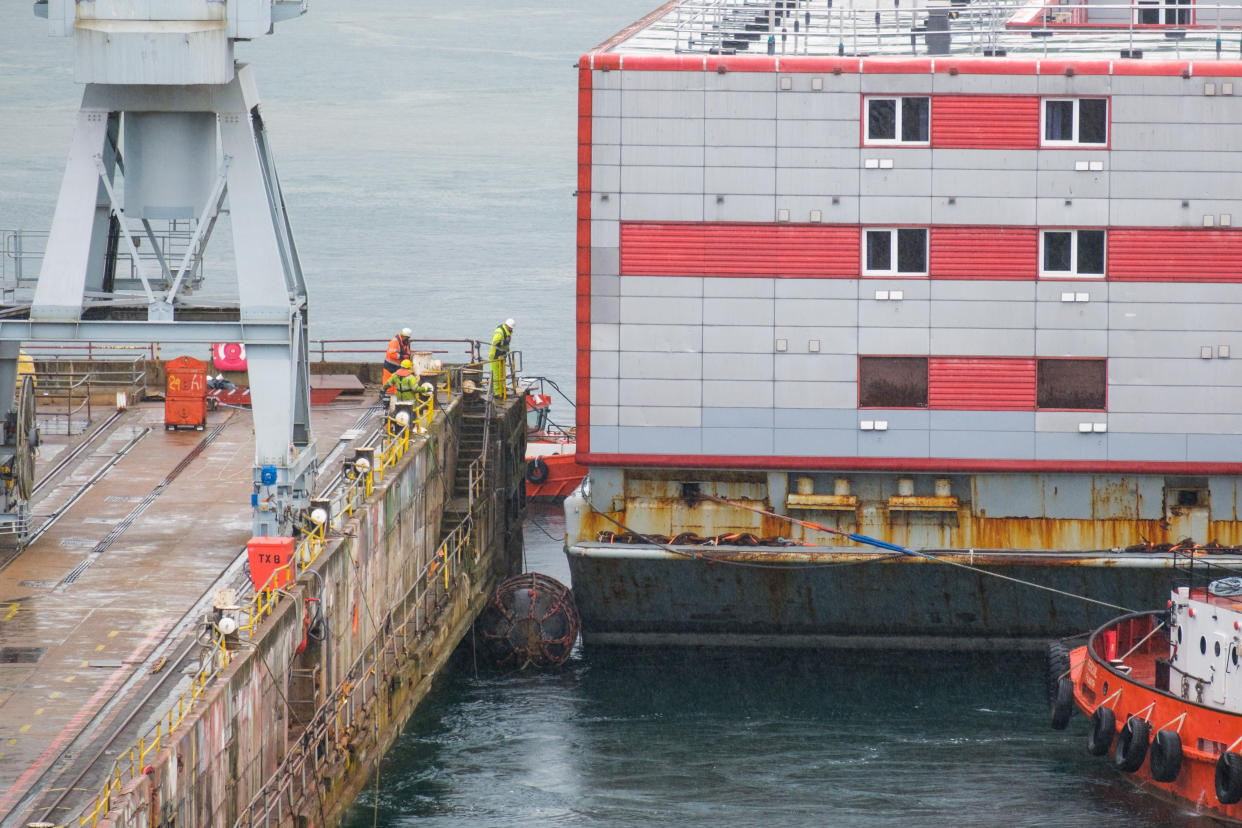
247,536 -> 296,592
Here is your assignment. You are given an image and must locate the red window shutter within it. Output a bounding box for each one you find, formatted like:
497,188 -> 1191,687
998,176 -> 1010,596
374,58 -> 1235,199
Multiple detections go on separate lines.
929,227 -> 1039,279
620,223 -> 860,278
928,357 -> 1036,410
1109,229 -> 1242,282
931,96 -> 1041,149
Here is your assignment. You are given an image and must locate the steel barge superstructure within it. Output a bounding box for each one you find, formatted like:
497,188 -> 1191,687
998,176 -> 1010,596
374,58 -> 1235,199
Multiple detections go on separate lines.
565,0 -> 1242,647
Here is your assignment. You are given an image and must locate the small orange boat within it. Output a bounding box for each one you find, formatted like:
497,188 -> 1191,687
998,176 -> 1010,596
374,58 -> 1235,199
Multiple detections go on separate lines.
523,380 -> 585,502
1050,569 -> 1242,823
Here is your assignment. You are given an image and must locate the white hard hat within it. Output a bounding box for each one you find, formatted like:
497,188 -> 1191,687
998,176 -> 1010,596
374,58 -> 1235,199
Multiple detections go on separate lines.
401,327 -> 412,337
505,318 -> 515,329
421,382 -> 433,392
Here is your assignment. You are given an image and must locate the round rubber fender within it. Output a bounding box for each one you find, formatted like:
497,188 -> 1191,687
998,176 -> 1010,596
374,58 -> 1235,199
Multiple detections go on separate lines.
1050,676 -> 1074,730
1217,751 -> 1242,805
1087,705 -> 1116,756
1148,729 -> 1183,783
1046,641 -> 1071,706
525,457 -> 549,485
1113,716 -> 1151,772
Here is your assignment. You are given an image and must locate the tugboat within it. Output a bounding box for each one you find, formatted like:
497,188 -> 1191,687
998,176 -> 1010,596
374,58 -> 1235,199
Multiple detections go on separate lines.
1049,555 -> 1242,823
522,378 -> 586,502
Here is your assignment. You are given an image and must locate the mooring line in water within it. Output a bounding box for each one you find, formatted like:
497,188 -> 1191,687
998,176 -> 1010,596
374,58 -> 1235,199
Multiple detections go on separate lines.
694,493 -> 1137,613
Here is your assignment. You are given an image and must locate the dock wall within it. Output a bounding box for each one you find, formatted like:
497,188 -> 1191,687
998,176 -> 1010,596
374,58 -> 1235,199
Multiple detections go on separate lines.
95,394 -> 526,827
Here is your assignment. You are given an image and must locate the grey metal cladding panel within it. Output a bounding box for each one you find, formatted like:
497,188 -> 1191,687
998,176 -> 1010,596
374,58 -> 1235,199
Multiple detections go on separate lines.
591,323 -> 619,351
1111,150 -> 1242,174
1036,171 -> 1109,199
705,146 -> 777,168
589,425 -> 619,453
859,409 -> 931,429
857,430 -> 931,458
777,280 -> 859,300
704,324 -> 774,353
1109,357 -> 1242,386
702,407 -> 775,428
620,71 -> 708,91
1033,301 -> 1112,330
703,353 -> 775,380
593,88 -> 621,119
780,197 -> 861,223
1109,302 -> 1242,331
592,249 -> 620,279
776,91 -> 859,120
1036,433 -> 1108,462
704,379 -> 773,407
703,427 -> 775,455
1109,76 -> 1199,96
1110,384 -> 1242,415
592,350 -> 619,379
1035,198 -> 1110,227
704,167 -> 775,197
930,300 -> 1034,329
774,428 -> 859,457
705,72 -> 778,93
776,168 -> 860,197
1108,433 -> 1188,462
777,297 -> 859,325
858,326 -> 930,354
590,377 -> 619,407
778,147 -> 864,169
618,323 -> 702,353
618,426 -> 702,455
592,144 -> 621,167
931,74 -> 1040,95
620,276 -> 703,297
1107,412 -> 1242,434
1034,411 -> 1104,432
704,194 -> 777,222
618,406 -> 702,428
1111,124 -> 1242,152
1109,330 -> 1238,359
619,351 -> 703,380
857,299 -> 930,328
1209,476 -> 1241,518
620,90 -> 706,119
1110,171 -> 1242,200
856,169 -> 933,196
933,281 -> 1035,301
592,69 -> 623,91
973,473 -> 1081,519
618,193 -> 704,222
593,194 -> 620,221
1107,282 -> 1242,303
930,198 -> 1037,226
591,406 -> 618,426
931,429 -> 1035,460
778,120 -> 860,148
619,378 -> 702,407
774,380 -> 857,408
704,297 -> 775,326
1111,94 -> 1242,125
930,411 -> 1035,432
775,354 -> 858,382
932,149 -> 1041,171
860,73 -> 935,94
860,196 -> 933,224
774,326 -> 859,354
621,118 -> 705,147
621,165 -> 704,195
592,296 -> 619,324
930,328 -> 1035,356
593,274 -> 621,297
593,116 -> 620,146
704,118 -> 777,147
864,148 -> 932,168
1190,435 -> 1242,462
621,145 -> 705,167
776,408 -> 860,429
1035,329 -> 1109,356
619,296 -> 703,326
1036,75 -> 1112,96
705,90 -> 776,119
931,169 -> 1037,198
1034,281 -> 1105,302
705,277 -> 774,298
1107,200 -> 1220,228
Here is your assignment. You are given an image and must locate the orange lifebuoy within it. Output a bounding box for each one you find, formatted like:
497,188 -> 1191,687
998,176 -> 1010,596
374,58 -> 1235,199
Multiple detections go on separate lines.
212,342 -> 247,372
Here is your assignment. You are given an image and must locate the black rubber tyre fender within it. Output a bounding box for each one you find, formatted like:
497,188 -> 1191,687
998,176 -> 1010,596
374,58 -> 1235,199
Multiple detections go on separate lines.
525,457 -> 549,485
1087,705 -> 1116,756
1114,716 -> 1151,772
1217,751 -> 1242,805
1046,641 -> 1071,704
1050,677 -> 1074,731
1149,729 -> 1183,783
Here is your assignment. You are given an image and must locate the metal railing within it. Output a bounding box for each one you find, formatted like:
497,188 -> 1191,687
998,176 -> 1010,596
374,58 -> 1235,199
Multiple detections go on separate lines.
32,358 -> 146,435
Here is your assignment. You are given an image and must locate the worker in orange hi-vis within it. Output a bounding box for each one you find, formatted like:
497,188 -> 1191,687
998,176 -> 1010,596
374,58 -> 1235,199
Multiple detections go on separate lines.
383,328 -> 413,393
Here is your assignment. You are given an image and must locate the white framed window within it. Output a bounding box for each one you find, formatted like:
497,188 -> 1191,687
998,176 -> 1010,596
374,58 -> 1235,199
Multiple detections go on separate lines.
864,228 -> 928,275
865,96 -> 930,145
1042,98 -> 1108,146
1134,0 -> 1191,24
1040,229 -> 1105,278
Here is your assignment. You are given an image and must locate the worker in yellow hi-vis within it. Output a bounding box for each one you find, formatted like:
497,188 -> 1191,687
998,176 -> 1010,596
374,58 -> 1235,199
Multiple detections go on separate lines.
383,359 -> 419,403
489,318 -> 514,397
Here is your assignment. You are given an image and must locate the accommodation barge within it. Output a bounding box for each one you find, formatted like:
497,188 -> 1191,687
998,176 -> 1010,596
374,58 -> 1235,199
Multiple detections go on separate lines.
566,0 -> 1242,648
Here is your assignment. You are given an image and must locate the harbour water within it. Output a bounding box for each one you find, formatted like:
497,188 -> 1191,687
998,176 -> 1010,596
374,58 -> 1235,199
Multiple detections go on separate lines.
0,3 -> 1216,825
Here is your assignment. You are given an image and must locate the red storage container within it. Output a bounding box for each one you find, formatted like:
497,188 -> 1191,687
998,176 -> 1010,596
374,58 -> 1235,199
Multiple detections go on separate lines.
165,355 -> 208,430
247,536 -> 296,592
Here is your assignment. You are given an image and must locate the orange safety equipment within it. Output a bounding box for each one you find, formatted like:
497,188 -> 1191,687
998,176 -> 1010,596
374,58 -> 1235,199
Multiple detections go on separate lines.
383,329 -> 413,392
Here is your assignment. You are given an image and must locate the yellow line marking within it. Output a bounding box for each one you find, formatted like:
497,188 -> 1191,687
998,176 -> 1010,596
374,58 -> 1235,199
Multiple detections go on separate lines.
107,630 -> 118,638
3,603 -> 16,621
94,645 -> 105,652
64,675 -> 75,683
19,724 -> 30,733
49,691 -> 61,699
34,708 -> 44,716
6,739 -> 15,746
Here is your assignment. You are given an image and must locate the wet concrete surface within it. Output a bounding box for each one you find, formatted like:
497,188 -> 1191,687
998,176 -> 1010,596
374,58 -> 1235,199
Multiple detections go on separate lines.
0,397 -> 375,825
